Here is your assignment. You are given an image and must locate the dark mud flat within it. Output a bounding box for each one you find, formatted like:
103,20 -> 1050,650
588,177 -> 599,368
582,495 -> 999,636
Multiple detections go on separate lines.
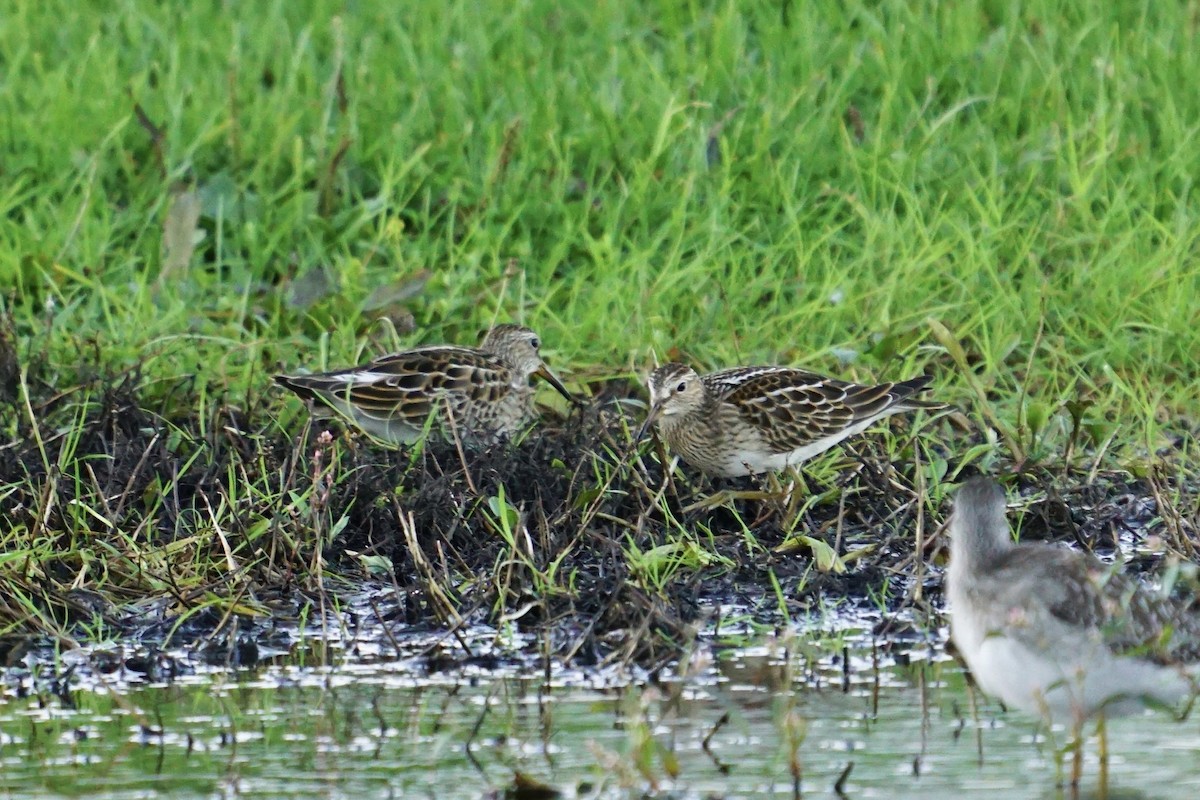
1,365 -> 1196,688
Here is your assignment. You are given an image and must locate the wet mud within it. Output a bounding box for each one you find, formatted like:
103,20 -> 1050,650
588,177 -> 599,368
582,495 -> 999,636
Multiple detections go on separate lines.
1,357 -> 1196,687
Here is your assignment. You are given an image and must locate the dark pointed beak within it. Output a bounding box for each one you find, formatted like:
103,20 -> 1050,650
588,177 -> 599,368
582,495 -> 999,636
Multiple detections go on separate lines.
534,364 -> 577,405
635,401 -> 664,443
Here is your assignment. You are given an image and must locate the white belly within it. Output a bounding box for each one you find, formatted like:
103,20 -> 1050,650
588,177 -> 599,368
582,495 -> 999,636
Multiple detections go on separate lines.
954,620 -> 1193,723
717,417 -> 884,477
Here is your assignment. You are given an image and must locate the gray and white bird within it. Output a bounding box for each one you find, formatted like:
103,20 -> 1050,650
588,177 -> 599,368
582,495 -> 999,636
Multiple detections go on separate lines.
946,477 -> 1200,783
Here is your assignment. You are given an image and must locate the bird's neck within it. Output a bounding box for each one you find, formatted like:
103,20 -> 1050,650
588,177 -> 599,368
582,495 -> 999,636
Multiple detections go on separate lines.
950,525 -> 1011,576
657,410 -> 688,438
660,398 -> 717,438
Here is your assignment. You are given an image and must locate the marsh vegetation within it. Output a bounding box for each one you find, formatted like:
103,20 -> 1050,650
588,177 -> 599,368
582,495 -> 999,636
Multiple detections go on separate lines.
2,0 -> 1199,795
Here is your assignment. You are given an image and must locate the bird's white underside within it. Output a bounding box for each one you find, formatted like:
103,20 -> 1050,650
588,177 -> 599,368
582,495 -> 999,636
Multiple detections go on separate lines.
713,414 -> 886,476
950,602 -> 1196,723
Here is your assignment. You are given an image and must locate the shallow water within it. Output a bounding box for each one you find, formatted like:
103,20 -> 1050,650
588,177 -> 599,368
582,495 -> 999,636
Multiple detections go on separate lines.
2,614 -> 1198,800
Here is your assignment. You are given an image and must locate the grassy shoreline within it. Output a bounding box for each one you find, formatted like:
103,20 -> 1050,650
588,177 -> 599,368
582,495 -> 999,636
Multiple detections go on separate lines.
1,346 -> 1194,664
2,0 -> 1199,655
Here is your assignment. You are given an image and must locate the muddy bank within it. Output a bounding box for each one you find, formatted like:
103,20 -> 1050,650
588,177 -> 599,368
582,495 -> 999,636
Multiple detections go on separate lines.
1,361 -> 1196,681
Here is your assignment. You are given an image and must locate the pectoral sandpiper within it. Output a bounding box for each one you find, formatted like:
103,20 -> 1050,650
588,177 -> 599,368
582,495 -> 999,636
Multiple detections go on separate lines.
638,362 -> 939,478
946,477 -> 1200,785
275,324 -> 574,445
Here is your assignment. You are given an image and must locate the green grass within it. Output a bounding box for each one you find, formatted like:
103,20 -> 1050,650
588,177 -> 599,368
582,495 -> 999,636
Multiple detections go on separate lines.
1,0 -> 1199,644
4,0 -> 1198,446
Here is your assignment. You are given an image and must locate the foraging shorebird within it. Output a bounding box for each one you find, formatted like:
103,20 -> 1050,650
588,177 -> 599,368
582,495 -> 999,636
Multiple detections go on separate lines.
275,324 -> 574,445
637,362 -> 939,478
946,477 -> 1200,784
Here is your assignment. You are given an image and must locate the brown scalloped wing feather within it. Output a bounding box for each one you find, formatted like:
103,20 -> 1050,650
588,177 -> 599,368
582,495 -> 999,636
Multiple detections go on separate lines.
286,346 -> 511,427
709,369 -> 926,452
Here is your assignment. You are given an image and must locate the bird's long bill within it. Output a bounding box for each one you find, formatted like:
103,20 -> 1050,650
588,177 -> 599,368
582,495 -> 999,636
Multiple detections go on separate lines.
534,364 -> 576,404
635,402 -> 663,443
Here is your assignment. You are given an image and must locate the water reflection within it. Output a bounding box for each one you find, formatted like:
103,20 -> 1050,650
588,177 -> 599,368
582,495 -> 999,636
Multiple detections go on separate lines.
0,627 -> 1197,799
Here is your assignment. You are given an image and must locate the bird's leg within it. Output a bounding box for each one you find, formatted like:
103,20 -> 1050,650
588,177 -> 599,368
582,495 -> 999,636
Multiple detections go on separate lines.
729,471 -> 789,526
1096,714 -> 1109,798
1031,691 -> 1073,788
963,675 -> 984,766
781,466 -> 810,520
1069,717 -> 1084,789
1050,743 -> 1066,788
748,467 -> 812,528
765,470 -> 791,520
1172,679 -> 1198,722
680,487 -> 776,514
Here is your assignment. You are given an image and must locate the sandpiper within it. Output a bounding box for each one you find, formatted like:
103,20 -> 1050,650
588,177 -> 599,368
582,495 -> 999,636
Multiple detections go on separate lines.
637,362 -> 939,477
275,324 -> 574,445
946,477 -> 1200,784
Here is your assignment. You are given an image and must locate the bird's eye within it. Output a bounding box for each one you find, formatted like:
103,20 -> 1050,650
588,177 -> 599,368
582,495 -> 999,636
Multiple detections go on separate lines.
531,338 -> 540,350
676,381 -> 687,393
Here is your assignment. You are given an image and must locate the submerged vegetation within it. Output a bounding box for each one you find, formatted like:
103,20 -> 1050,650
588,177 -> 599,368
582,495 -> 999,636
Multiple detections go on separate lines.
0,0 -> 1198,681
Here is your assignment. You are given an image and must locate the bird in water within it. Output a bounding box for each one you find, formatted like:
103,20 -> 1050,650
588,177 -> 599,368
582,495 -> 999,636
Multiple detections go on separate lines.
946,476 -> 1200,786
